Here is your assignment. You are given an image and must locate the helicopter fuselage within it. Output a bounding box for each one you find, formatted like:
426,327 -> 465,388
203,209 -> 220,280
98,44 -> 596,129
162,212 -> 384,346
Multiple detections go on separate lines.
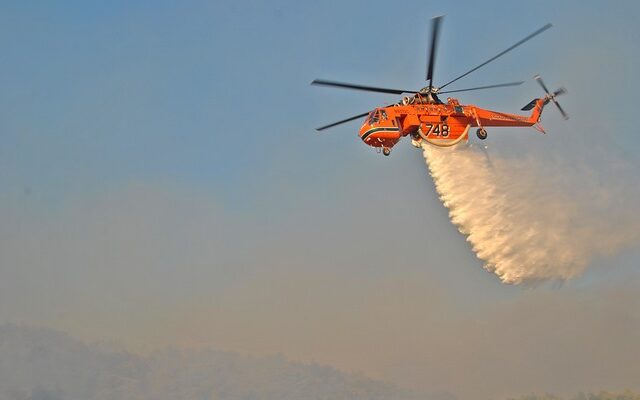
359,95 -> 546,149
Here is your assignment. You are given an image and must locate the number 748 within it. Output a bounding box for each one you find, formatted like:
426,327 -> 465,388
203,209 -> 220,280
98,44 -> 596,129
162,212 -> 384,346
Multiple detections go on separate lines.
425,123 -> 449,137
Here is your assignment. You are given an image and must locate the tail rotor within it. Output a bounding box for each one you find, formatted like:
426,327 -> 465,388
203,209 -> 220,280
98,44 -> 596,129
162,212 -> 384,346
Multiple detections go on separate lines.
535,75 -> 568,120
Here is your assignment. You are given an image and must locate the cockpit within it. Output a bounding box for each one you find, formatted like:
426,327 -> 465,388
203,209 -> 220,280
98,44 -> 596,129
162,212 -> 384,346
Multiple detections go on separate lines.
366,109 -> 388,125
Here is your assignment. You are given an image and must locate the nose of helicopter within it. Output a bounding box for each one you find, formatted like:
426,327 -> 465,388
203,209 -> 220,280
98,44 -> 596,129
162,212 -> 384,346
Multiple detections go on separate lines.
359,123 -> 381,144
359,123 -> 371,142
359,122 -> 401,147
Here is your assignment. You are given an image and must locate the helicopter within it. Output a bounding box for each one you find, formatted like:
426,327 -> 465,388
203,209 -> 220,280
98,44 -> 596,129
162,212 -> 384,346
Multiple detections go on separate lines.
312,16 -> 567,156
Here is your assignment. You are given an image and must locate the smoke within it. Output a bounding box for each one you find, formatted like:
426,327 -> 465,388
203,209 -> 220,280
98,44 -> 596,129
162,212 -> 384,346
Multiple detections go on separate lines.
422,142 -> 640,284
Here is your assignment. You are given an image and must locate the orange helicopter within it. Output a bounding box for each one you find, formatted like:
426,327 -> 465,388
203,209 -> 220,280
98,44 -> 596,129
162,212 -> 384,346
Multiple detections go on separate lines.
312,17 -> 567,156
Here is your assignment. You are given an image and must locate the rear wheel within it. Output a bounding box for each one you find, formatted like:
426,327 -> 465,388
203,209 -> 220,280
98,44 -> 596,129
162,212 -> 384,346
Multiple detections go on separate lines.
382,147 -> 391,156
476,128 -> 488,140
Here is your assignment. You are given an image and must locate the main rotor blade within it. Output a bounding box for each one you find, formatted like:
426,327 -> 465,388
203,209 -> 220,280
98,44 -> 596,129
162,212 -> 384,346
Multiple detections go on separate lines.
426,16 -> 443,90
439,23 -> 552,90
438,81 -> 524,94
316,111 -> 370,131
311,79 -> 416,95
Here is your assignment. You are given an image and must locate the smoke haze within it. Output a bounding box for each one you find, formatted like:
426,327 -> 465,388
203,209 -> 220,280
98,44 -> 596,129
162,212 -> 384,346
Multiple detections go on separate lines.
0,324 -> 421,400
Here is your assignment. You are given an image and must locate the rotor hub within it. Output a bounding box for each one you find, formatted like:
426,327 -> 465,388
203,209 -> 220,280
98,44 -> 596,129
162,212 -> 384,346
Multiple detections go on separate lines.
419,86 -> 439,94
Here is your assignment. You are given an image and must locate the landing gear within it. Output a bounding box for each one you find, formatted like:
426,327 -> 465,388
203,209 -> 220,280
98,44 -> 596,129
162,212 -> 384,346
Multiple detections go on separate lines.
417,126 -> 429,141
476,128 -> 488,140
411,132 -> 423,148
382,147 -> 391,156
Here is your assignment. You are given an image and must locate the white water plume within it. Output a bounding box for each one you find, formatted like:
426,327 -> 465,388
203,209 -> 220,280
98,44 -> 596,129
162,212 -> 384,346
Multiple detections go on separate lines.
422,142 -> 640,284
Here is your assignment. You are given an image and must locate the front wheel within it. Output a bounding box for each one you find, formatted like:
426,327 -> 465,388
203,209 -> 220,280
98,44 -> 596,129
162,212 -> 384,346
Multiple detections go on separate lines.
476,128 -> 488,140
382,147 -> 391,156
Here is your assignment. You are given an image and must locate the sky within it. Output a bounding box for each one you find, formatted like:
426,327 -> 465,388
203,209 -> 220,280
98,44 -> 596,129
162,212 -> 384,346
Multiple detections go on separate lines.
0,1 -> 639,399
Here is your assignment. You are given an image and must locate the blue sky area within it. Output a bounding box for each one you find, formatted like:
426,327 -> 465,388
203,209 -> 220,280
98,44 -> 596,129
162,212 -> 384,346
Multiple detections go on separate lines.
0,0 -> 638,207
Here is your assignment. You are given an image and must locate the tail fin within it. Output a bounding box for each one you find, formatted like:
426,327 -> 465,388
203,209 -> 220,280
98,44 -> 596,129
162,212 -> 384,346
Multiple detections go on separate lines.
521,97 -> 546,123
521,98 -> 539,111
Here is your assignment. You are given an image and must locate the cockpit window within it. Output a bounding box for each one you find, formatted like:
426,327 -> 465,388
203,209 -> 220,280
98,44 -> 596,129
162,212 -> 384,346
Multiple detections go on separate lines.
367,109 -> 387,124
367,111 -> 379,124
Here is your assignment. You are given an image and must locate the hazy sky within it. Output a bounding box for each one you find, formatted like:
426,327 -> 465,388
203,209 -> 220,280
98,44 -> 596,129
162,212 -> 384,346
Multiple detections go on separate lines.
0,1 -> 639,399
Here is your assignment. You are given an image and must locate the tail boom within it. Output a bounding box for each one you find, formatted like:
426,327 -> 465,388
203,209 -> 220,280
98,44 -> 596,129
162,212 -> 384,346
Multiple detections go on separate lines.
468,99 -> 545,128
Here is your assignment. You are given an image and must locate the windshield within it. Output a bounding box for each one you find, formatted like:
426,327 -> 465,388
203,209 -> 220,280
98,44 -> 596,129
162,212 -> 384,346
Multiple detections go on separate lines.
367,111 -> 379,124
367,109 -> 387,125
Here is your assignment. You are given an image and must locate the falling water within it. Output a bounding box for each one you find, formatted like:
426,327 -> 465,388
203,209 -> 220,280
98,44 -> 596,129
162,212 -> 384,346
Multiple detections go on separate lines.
422,142 -> 639,284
